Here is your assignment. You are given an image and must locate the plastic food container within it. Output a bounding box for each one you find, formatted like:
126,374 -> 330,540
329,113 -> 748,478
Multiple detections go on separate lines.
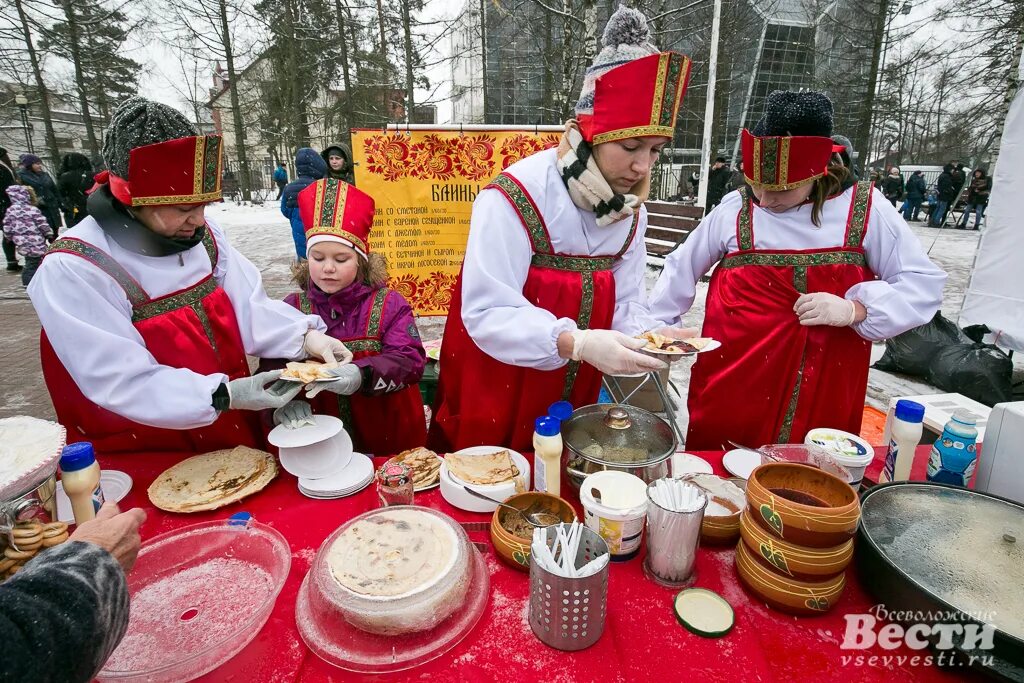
97,517 -> 291,683
804,428 -> 873,486
295,506 -> 489,673
580,470 -> 649,560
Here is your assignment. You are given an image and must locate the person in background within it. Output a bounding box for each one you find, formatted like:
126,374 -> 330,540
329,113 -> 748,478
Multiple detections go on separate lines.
281,148 -> 326,261
830,134 -> 858,180
903,170 -> 927,222
687,171 -> 699,198
931,163 -> 957,227
321,143 -> 355,184
949,159 -> 966,194
0,503 -> 145,683
57,153 -> 94,228
638,90 -> 946,450
17,154 -> 61,233
0,147 -> 19,272
705,156 -> 731,213
729,160 -> 745,192
2,185 -> 52,286
957,168 -> 992,230
273,162 -> 288,200
269,178 -> 428,454
882,167 -> 904,207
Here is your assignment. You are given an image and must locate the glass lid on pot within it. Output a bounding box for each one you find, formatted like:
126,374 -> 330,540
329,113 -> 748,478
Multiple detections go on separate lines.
562,404 -> 677,468
860,484 -> 1024,643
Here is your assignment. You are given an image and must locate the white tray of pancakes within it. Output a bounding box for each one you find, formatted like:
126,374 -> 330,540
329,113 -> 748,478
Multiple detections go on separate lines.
439,447 -> 530,513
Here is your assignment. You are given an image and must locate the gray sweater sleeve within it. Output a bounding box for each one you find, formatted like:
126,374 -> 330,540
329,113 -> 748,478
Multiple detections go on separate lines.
0,540 -> 130,683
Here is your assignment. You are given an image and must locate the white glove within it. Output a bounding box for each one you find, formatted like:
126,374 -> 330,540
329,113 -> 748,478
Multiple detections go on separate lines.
571,329 -> 667,376
302,329 -> 354,365
273,400 -> 315,429
305,364 -> 363,399
226,370 -> 303,410
794,293 -> 857,327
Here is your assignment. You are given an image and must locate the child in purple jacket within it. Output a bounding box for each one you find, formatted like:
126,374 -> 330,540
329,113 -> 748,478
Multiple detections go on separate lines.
3,185 -> 53,286
270,177 -> 427,455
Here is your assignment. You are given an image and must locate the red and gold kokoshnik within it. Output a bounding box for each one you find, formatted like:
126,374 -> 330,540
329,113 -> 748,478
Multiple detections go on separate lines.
119,135 -> 224,206
298,177 -> 375,254
741,129 -> 836,191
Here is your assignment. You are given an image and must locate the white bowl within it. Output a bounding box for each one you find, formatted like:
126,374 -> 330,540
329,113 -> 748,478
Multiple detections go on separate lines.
278,430 -> 354,480
439,447 -> 530,513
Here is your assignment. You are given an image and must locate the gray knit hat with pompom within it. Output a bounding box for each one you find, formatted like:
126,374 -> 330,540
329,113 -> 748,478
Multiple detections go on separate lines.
574,5 -> 659,117
102,97 -> 198,177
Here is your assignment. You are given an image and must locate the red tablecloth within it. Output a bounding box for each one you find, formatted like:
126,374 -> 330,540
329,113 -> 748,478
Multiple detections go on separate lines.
98,446 -> 978,683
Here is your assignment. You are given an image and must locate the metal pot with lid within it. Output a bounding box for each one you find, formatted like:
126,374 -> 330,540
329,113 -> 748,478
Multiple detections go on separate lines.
561,404 -> 678,489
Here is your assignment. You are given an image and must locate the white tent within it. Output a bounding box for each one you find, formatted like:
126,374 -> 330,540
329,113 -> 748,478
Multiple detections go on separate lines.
959,86 -> 1024,353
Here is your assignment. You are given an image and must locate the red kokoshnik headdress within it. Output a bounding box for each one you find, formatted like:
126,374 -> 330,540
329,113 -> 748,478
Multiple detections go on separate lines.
92,135 -> 224,207
298,177 -> 375,258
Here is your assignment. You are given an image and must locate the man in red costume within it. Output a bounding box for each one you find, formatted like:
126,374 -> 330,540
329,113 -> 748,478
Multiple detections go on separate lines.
431,6 -> 694,452
29,97 -> 351,455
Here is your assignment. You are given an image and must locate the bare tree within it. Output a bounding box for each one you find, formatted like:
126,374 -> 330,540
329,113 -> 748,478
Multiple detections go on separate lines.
3,0 -> 61,163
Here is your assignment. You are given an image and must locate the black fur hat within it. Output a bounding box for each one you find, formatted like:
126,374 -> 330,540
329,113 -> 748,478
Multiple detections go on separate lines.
753,91 -> 834,138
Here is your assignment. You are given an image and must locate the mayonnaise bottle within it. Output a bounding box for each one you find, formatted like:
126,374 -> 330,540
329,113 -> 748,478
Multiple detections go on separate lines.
60,442 -> 106,524
533,416 -> 563,496
879,400 -> 925,483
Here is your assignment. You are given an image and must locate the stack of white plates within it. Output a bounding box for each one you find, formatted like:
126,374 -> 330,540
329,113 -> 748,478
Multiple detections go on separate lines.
297,453 -> 375,500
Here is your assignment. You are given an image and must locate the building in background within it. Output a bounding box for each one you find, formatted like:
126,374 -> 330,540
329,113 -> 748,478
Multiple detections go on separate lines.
0,83 -> 106,171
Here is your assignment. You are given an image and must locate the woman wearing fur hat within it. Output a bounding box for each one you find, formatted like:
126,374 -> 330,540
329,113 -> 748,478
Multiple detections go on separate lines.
639,90 -> 946,450
28,97 -> 352,456
430,6 -> 695,452
266,178 -> 427,455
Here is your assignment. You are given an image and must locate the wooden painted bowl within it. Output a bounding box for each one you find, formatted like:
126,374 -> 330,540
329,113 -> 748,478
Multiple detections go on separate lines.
735,540 -> 846,616
738,511 -> 854,580
489,492 -> 577,571
745,463 -> 860,548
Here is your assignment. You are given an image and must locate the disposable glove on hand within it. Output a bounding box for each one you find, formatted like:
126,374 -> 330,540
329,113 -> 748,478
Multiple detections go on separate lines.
305,364 -> 363,399
273,400 -> 315,429
794,292 -> 857,327
302,329 -> 354,365
571,329 -> 667,376
226,370 -> 303,410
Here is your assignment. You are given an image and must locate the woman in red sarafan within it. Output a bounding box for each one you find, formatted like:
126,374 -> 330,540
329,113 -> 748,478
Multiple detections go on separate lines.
267,177 -> 428,456
429,6 -> 697,453
639,90 -> 947,450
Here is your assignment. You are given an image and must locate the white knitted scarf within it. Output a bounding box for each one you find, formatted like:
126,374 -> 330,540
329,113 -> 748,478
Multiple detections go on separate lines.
556,121 -> 645,227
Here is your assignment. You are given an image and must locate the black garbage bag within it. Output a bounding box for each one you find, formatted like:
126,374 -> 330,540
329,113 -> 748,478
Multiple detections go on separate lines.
928,342 -> 1014,406
962,324 -> 991,343
873,312 -> 967,377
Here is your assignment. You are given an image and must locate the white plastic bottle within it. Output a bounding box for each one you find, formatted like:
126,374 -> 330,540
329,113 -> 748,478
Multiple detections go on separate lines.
60,442 -> 106,524
533,416 -> 563,496
880,400 -> 925,483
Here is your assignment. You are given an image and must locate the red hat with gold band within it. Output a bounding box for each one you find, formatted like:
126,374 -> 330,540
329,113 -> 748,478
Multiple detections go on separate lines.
577,51 -> 692,144
741,129 -> 840,191
98,135 -> 224,207
298,178 -> 374,258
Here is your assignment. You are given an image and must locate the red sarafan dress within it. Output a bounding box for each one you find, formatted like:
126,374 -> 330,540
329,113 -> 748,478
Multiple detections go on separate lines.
430,172 -> 639,452
288,285 -> 426,455
40,230 -> 264,454
686,182 -> 877,450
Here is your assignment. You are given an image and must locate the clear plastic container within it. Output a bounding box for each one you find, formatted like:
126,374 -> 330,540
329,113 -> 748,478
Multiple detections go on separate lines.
295,506 -> 489,673
97,517 -> 291,683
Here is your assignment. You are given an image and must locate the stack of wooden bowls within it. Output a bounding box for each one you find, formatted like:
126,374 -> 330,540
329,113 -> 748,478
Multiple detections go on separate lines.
735,462 -> 860,616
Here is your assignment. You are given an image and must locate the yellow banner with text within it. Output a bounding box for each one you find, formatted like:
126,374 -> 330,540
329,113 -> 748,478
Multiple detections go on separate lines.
352,128 -> 560,315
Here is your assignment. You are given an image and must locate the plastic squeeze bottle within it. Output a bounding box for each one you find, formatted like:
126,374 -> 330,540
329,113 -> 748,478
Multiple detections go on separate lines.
879,400 -> 925,483
927,410 -> 979,486
60,442 -> 106,524
533,416 -> 563,496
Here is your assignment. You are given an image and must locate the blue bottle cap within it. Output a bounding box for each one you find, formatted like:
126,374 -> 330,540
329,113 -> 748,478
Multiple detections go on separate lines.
59,442 -> 96,472
894,400 -> 925,424
548,401 -> 573,422
535,416 -> 560,437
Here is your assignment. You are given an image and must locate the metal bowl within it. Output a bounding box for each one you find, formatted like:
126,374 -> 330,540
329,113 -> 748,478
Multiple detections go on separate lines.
561,403 -> 677,489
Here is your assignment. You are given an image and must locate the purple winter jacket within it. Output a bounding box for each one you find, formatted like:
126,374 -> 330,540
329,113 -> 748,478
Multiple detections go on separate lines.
3,185 -> 52,257
283,281 -> 426,396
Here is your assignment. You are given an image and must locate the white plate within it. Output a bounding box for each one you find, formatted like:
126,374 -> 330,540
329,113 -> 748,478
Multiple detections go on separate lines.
443,446 -> 528,490
722,449 -> 763,480
56,470 -> 133,523
280,376 -> 339,383
298,454 -> 374,493
268,415 -> 344,448
642,338 -> 722,358
672,452 -> 714,477
440,447 -> 530,513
